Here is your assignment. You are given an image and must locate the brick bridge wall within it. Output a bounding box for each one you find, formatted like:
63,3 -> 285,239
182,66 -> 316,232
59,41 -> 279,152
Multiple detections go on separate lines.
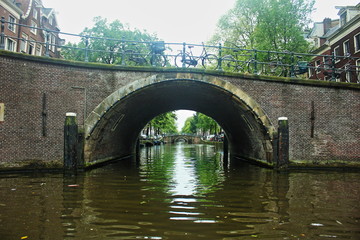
0,51 -> 359,170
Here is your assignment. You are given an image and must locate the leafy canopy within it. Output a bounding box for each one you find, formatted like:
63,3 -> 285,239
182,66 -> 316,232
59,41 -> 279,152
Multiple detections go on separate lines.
61,16 -> 160,64
181,112 -> 221,135
144,112 -> 178,136
211,0 -> 314,53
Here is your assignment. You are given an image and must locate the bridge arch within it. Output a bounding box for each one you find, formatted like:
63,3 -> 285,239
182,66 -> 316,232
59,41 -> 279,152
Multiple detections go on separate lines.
84,73 -> 276,167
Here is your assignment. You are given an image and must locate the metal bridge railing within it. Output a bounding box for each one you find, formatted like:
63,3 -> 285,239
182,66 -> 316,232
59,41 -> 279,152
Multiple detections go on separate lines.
1,17 -> 359,83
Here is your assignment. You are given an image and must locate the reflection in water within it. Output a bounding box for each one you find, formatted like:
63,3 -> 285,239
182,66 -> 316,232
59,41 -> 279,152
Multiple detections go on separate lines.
0,143 -> 359,239
170,143 -> 197,196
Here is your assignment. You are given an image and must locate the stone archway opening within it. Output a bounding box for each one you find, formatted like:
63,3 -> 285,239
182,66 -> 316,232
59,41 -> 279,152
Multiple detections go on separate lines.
84,75 -> 275,168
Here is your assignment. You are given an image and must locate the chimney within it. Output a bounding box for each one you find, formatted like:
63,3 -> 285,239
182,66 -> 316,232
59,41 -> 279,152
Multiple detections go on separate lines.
323,18 -> 332,34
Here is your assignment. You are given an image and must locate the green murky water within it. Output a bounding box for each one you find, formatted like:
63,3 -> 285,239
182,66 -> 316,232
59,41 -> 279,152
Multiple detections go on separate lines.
0,143 -> 359,239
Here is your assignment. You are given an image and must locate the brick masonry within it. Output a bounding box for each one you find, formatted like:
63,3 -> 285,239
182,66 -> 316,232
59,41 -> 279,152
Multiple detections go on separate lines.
0,51 -> 359,169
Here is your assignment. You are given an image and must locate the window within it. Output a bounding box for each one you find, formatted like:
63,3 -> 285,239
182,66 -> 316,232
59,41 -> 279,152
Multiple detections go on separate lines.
333,46 -> 340,62
8,15 -> 16,32
356,60 -> 360,83
30,21 -> 37,35
33,9 -> 38,20
340,12 -> 347,26
343,40 -> 350,56
315,59 -> 321,73
354,33 -> 360,53
20,33 -> 28,53
6,38 -> 16,51
49,16 -> 53,25
28,39 -> 35,55
36,45 -> 42,56
50,34 -> 56,52
345,64 -> 351,82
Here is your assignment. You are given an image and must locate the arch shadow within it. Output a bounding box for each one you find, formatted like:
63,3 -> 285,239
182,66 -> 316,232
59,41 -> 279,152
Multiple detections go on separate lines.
84,73 -> 276,167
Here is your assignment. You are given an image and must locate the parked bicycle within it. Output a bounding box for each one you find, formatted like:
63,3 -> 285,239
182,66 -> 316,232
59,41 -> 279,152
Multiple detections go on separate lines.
312,54 -> 359,82
123,41 -> 167,67
174,43 -> 218,70
262,52 -> 308,78
220,49 -> 250,72
220,46 -> 264,74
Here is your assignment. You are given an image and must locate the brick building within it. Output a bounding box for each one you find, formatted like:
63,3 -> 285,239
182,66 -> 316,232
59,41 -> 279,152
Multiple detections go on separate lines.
308,3 -> 360,83
0,0 -> 62,57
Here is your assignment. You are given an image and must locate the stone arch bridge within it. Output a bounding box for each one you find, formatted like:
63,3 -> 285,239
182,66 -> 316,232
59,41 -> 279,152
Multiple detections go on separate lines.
163,135 -> 202,144
0,51 -> 359,170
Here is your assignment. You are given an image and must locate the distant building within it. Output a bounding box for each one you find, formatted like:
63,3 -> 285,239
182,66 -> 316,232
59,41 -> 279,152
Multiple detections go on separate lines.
0,0 -> 62,57
307,3 -> 360,83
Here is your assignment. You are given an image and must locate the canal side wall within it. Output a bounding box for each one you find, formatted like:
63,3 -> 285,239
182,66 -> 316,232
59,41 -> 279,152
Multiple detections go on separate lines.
0,51 -> 359,170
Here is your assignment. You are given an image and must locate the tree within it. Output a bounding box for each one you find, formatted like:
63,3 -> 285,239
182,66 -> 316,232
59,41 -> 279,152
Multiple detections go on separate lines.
181,115 -> 197,134
211,0 -> 314,53
211,0 -> 259,49
61,16 -> 160,64
181,113 -> 221,135
144,112 -> 178,136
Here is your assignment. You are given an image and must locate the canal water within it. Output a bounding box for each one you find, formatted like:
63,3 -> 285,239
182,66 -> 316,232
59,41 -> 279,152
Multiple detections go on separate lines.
0,143 -> 359,240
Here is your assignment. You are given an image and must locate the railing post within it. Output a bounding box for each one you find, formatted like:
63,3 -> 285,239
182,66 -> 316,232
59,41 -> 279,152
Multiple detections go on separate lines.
0,17 -> 5,50
121,37 -> 126,66
45,29 -> 50,57
84,36 -> 89,62
218,42 -> 222,71
331,52 -> 336,81
182,42 -> 186,68
151,41 -> 156,67
290,52 -> 295,77
253,49 -> 258,74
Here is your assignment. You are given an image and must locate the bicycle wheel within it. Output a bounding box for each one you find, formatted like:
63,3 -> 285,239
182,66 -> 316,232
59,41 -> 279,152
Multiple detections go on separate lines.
175,53 -> 191,68
221,55 -> 237,72
264,61 -> 284,77
150,54 -> 167,67
202,54 -> 218,70
247,59 -> 263,75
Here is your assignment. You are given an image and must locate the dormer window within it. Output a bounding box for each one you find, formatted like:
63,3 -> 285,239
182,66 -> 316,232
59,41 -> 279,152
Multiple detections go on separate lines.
49,16 -> 53,25
340,11 -> 347,26
33,9 -> 38,20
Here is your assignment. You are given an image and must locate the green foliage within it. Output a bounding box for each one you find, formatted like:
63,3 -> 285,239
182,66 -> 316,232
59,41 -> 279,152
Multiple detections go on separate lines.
181,115 -> 197,134
181,113 -> 221,135
148,112 -> 178,135
61,16 -> 160,64
211,0 -> 314,53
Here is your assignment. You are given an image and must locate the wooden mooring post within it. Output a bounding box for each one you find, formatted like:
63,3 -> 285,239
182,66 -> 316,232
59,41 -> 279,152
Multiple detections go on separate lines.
277,117 -> 289,169
64,113 -> 78,170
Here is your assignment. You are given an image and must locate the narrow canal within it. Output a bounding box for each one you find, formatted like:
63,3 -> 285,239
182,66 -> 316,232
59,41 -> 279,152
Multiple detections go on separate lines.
0,143 -> 359,240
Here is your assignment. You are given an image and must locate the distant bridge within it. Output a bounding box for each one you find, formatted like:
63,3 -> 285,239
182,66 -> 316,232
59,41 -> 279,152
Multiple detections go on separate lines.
0,50 -> 359,171
163,134 -> 202,144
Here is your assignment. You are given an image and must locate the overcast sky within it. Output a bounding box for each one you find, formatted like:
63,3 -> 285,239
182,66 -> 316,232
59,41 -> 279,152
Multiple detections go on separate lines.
41,0 -> 360,130
42,0 -> 360,43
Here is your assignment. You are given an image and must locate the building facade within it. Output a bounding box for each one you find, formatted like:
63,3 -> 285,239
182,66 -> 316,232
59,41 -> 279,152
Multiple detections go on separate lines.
308,3 -> 360,83
0,0 -> 62,58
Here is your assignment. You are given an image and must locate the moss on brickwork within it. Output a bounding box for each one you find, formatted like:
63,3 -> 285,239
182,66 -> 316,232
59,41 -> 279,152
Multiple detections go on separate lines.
0,159 -> 63,172
289,160 -> 360,169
